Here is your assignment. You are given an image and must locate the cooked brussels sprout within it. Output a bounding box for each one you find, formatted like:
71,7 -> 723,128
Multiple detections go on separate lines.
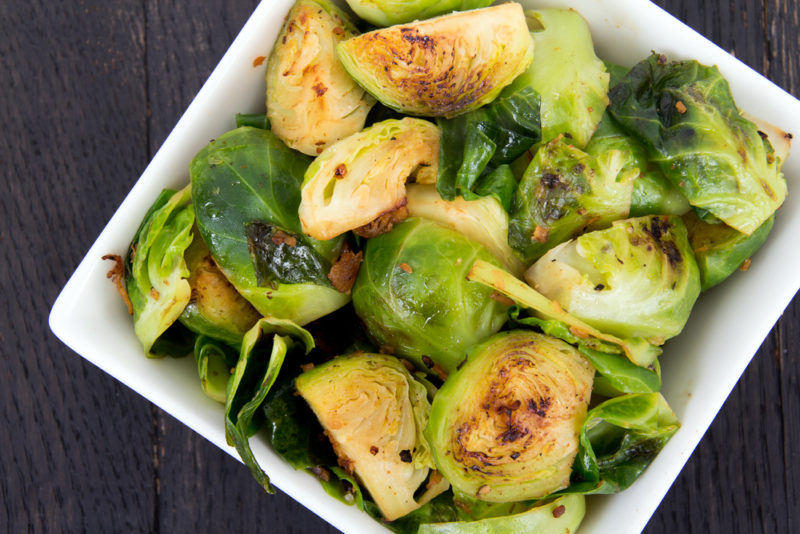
193,335 -> 237,403
344,0 -> 494,27
178,232 -> 261,346
225,317 -> 315,492
526,215 -> 700,340
337,4 -> 534,117
508,137 -> 637,263
509,8 -> 609,146
609,53 -> 787,235
426,331 -> 594,502
191,127 -> 350,326
586,114 -> 690,217
296,352 -> 443,521
406,184 -> 525,276
418,494 -> 585,534
266,0 -> 374,156
352,218 -> 509,374
299,118 -> 439,240
125,186 -> 194,358
684,210 -> 774,291
468,259 -> 661,367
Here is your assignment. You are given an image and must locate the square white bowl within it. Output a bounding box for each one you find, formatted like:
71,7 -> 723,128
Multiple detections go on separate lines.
49,0 -> 800,532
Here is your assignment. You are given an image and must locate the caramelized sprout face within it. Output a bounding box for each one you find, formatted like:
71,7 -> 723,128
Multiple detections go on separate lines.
426,331 -> 594,502
299,118 -> 439,240
337,4 -> 534,118
266,0 -> 374,156
295,353 -> 442,521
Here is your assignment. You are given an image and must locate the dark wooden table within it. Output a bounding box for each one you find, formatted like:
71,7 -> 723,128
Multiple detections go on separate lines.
3,0 -> 798,532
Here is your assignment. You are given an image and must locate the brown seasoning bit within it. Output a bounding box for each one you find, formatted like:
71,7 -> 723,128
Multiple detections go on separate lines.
327,249 -> 363,294
370,446 -> 379,455
740,258 -> 752,272
353,205 -> 409,238
102,254 -> 133,315
675,100 -> 687,113
398,262 -> 413,273
489,291 -> 515,307
552,504 -> 566,518
532,225 -> 549,244
252,56 -> 266,67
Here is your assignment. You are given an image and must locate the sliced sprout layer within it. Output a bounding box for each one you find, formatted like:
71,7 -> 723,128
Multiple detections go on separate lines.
426,331 -> 594,502
299,118 -> 439,240
337,3 -> 534,118
406,184 -> 526,277
266,0 -> 374,155
296,353 -> 444,521
344,0 -> 494,27
526,215 -> 701,340
467,259 -> 661,367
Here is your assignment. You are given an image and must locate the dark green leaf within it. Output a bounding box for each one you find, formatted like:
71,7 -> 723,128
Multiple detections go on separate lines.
246,222 -> 331,287
235,112 -> 270,130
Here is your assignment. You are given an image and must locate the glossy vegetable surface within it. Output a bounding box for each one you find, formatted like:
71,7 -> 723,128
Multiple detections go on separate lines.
344,0 -> 494,27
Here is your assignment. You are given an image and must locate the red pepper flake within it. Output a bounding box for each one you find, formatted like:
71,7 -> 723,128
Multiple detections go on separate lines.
740,258 -> 752,272
102,254 -> 133,315
399,262 -> 413,273
675,101 -> 687,113
552,504 -> 566,518
252,55 -> 266,67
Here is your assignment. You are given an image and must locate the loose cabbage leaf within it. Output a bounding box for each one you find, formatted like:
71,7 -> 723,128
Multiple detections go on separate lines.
513,8 -> 609,146
564,393 -> 679,494
608,53 -> 786,235
436,85 -> 541,209
191,127 -> 349,325
508,137 -> 636,263
193,335 -> 238,403
224,317 -> 315,493
125,186 -> 194,358
418,494 -> 585,534
467,259 -> 661,367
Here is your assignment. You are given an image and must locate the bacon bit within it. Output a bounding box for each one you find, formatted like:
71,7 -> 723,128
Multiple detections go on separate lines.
310,465 -> 331,482
102,254 -> 133,315
490,291 -> 515,307
370,446 -> 379,455
740,258 -> 752,272
398,262 -> 413,273
334,163 -> 347,178
569,326 -> 591,339
532,225 -> 549,244
252,55 -> 266,67
312,82 -> 328,96
353,205 -> 409,238
421,355 -> 448,381
675,100 -> 687,114
149,287 -> 160,300
332,26 -> 345,36
270,230 -> 297,247
552,504 -> 566,518
327,249 -> 363,294
300,363 -> 315,373
476,485 -> 491,497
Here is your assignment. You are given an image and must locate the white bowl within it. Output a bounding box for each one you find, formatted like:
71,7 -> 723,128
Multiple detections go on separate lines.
49,1 -> 800,532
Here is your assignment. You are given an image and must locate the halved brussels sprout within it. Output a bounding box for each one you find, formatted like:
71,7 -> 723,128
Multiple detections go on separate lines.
178,232 -> 261,346
352,218 -> 509,374
609,53 -> 787,235
509,8 -> 609,146
266,0 -> 374,155
525,215 -> 701,340
337,4 -> 534,118
684,210 -> 774,291
295,352 -> 442,521
508,137 -> 637,263
344,0 -> 494,27
406,184 -> 525,276
299,118 -> 439,240
418,494 -> 585,534
426,331 -> 594,502
125,186 -> 194,358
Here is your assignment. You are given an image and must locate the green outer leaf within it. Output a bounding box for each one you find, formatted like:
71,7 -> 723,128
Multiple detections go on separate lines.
191,126 -> 348,325
508,138 -> 635,263
224,317 -> 314,493
608,53 -> 786,235
245,222 -> 331,287
564,393 -> 679,494
418,494 -> 585,534
515,8 -> 609,147
125,186 -> 194,357
371,493 -> 460,534
467,259 -> 661,367
194,335 -> 238,403
508,308 -> 661,394
436,85 -> 541,210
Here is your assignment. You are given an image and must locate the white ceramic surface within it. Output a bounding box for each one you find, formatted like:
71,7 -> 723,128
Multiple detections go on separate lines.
49,1 -> 800,533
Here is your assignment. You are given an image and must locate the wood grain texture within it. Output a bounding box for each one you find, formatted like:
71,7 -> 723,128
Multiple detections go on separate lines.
2,0 -> 797,533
